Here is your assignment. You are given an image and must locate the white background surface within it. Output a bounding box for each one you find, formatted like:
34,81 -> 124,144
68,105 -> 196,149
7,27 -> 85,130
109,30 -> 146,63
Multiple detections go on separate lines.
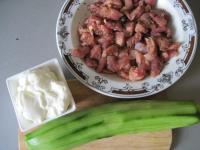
0,0 -> 199,149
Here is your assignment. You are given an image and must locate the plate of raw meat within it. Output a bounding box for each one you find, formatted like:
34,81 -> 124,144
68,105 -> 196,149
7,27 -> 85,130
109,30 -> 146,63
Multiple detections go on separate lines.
56,0 -> 197,98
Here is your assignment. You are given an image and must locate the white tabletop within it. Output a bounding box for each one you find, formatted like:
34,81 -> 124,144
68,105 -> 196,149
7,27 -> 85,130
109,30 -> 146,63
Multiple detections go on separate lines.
0,0 -> 199,149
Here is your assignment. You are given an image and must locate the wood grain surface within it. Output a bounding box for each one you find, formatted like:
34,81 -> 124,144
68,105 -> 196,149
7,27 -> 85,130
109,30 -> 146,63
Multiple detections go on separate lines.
19,80 -> 172,150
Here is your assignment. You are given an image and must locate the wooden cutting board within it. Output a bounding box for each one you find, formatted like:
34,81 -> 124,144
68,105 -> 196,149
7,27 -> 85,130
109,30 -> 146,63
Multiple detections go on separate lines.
19,80 -> 172,150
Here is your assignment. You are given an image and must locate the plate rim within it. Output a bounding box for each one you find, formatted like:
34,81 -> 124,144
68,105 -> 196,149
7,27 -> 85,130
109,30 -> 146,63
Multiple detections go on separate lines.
56,0 -> 198,99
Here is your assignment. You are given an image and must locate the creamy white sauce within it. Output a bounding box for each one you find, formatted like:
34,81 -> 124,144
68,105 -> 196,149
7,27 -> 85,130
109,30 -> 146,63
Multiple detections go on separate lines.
15,67 -> 70,125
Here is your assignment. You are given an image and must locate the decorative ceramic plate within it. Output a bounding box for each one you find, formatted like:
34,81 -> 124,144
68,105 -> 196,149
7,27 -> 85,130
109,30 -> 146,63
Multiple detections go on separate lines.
56,0 -> 198,98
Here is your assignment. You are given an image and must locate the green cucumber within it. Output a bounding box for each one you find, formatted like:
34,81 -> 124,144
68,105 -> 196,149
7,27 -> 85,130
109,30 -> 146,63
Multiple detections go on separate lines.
25,100 -> 200,150
27,116 -> 199,150
26,101 -> 198,144
65,116 -> 199,150
26,100 -> 198,139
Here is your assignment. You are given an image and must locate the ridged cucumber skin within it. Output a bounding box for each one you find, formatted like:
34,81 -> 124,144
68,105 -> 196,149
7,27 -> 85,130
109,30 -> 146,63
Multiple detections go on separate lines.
26,116 -> 200,150
26,103 -> 198,145
66,116 -> 199,150
25,100 -> 200,150
27,101 -> 199,148
26,100 -> 198,139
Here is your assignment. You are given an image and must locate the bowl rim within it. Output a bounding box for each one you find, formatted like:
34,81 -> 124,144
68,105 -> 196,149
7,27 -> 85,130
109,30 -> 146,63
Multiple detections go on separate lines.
56,0 -> 198,99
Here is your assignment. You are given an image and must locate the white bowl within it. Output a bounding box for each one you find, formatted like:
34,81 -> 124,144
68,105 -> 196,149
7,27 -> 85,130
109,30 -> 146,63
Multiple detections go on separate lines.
56,0 -> 198,99
6,59 -> 76,132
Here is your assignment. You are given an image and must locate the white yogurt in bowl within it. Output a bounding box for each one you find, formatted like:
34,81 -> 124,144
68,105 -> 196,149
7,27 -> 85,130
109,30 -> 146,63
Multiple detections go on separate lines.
6,59 -> 76,132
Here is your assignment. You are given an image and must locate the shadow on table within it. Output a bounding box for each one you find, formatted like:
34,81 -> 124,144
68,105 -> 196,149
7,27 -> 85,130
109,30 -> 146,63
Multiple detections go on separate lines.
170,129 -> 184,150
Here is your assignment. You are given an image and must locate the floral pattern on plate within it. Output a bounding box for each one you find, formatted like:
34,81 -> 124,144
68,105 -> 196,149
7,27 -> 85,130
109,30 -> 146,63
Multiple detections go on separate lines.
56,0 -> 198,98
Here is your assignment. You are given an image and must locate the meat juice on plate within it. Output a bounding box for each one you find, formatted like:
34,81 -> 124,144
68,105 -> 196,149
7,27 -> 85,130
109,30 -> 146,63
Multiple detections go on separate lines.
72,0 -> 180,81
